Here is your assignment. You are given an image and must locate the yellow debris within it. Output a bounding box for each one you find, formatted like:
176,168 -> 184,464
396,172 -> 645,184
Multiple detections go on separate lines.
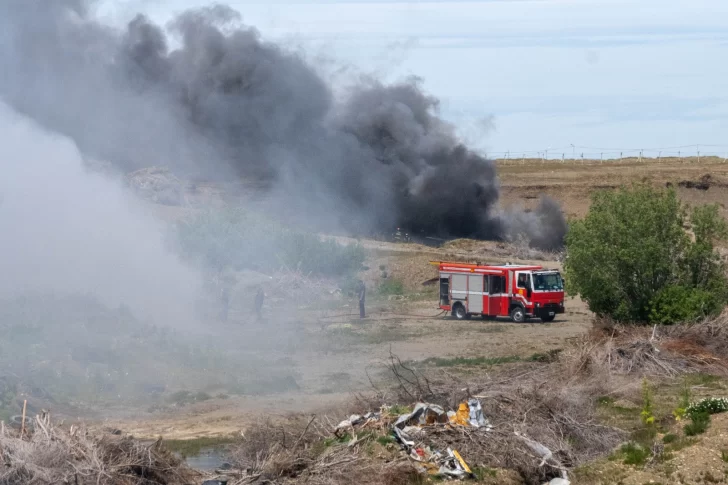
450,401 -> 470,426
452,449 -> 472,474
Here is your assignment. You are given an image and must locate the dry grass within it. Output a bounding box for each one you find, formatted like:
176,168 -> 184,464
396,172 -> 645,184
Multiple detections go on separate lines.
225,314 -> 728,485
0,412 -> 200,485
11,314 -> 728,485
569,313 -> 728,379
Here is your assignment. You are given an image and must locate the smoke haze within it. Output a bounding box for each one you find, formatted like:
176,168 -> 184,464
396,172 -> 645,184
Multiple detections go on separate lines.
0,102 -> 201,325
0,0 -> 565,247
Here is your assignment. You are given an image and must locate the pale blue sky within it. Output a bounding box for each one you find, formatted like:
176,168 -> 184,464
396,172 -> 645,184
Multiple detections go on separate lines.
99,0 -> 728,159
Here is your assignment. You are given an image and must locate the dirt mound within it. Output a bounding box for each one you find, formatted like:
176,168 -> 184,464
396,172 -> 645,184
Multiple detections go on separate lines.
666,173 -> 728,191
126,166 -> 187,206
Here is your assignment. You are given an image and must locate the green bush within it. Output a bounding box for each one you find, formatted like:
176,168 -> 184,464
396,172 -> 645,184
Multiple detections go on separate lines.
565,185 -> 728,324
377,278 -> 405,296
662,433 -> 678,444
618,442 -> 651,465
684,411 -> 710,436
649,285 -> 720,325
175,208 -> 364,277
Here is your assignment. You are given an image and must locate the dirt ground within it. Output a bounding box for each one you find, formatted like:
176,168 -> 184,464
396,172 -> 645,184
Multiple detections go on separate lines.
109,156 -> 727,452
106,290 -> 589,440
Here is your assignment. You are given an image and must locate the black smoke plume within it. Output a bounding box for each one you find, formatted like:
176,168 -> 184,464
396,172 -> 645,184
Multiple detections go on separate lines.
0,1 -> 564,249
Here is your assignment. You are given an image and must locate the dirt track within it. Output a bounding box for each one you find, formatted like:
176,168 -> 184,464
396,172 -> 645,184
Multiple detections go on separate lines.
108,288 -> 589,440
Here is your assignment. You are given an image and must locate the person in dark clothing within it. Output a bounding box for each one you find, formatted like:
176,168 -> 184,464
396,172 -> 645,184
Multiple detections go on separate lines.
220,286 -> 230,322
255,287 -> 265,322
357,280 -> 366,319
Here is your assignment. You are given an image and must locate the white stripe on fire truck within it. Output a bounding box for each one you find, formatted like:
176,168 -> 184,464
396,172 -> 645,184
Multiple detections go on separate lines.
451,291 -> 509,297
441,267 -> 503,273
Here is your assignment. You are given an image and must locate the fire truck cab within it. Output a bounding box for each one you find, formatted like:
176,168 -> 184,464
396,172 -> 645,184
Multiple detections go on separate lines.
432,261 -> 565,323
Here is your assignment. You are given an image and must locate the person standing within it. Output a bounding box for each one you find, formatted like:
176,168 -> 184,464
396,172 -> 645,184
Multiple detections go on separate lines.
220,286 -> 230,322
255,287 -> 265,322
357,280 -> 366,319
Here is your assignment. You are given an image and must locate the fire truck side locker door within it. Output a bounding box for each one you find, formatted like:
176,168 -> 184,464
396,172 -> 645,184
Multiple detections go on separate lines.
451,274 -> 468,310
487,275 -> 503,315
507,270 -> 515,316
467,274 -> 483,314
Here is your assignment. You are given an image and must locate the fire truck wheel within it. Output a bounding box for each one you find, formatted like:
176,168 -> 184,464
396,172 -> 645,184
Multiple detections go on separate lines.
452,303 -> 468,320
509,306 -> 526,323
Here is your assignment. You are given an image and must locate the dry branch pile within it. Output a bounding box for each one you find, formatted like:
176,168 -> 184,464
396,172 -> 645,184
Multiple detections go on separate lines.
565,313 -> 728,379
0,412 -> 200,485
227,315 -> 728,485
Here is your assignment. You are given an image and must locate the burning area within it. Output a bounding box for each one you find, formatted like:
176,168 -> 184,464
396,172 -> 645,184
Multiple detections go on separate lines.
0,0 -> 565,250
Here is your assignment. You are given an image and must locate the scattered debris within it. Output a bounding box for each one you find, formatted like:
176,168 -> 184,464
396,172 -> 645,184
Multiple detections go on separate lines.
334,400 -> 491,480
515,431 -> 568,481
334,412 -> 381,437
545,478 -> 570,485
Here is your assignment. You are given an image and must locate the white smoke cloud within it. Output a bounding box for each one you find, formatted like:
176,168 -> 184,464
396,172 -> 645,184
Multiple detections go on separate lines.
0,101 -> 201,326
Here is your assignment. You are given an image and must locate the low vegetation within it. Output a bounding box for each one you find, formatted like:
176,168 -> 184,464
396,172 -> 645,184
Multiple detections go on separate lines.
0,293 -> 300,416
163,436 -> 238,458
565,184 -> 728,324
174,208 -> 365,277
376,278 -> 405,297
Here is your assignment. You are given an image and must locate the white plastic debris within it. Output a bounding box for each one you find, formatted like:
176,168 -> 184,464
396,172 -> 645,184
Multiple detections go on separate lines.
467,398 -> 488,427
515,431 -> 553,465
546,479 -> 570,485
394,403 -> 448,429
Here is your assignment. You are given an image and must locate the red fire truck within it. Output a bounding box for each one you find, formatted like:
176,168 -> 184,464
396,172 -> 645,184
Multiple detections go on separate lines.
431,261 -> 565,323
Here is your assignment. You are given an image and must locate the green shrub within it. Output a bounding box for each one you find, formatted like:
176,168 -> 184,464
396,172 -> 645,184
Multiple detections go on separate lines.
619,442 -> 651,465
564,185 -> 728,323
175,208 -> 364,277
640,379 -> 655,426
673,384 -> 691,422
684,411 -> 710,436
662,433 -> 678,444
649,285 -> 719,325
377,278 -> 404,296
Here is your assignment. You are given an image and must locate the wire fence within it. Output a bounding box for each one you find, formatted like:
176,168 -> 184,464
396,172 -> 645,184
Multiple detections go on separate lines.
491,144 -> 728,165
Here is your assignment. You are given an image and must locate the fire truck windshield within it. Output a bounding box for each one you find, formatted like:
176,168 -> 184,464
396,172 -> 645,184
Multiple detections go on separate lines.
533,272 -> 564,291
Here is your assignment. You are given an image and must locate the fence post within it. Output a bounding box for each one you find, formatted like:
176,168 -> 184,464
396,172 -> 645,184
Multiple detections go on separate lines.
697,144 -> 700,164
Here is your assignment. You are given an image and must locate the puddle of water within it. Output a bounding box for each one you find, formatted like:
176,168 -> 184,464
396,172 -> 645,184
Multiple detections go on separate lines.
182,446 -> 228,471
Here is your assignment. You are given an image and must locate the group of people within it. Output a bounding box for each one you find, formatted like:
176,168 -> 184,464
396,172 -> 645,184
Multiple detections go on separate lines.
217,280 -> 367,322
